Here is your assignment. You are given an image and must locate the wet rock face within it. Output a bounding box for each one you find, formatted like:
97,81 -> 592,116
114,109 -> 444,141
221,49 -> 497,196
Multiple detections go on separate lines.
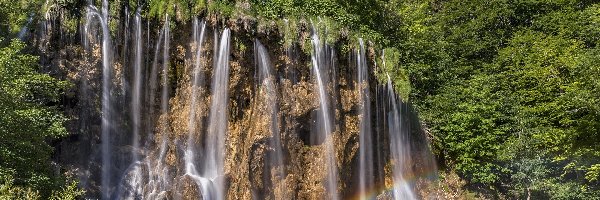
173,175 -> 203,200
43,14 -> 437,199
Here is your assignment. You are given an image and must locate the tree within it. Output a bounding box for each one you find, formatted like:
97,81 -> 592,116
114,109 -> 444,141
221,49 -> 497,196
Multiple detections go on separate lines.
0,38 -> 71,197
406,0 -> 600,198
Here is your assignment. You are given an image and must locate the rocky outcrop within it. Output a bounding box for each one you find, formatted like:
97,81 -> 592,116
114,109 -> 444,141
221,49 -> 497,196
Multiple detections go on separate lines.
36,11 -> 437,199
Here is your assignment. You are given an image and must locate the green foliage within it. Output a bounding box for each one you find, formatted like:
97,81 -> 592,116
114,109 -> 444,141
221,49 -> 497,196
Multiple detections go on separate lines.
0,0 -> 43,36
1,175 -> 84,200
146,0 -> 239,21
277,18 -> 300,48
586,164 -> 600,182
405,0 -> 600,198
148,0 -> 190,20
0,38 -> 71,197
249,0 -> 387,46
0,175 -> 41,200
6,0 -> 599,198
206,0 -> 236,18
249,0 -> 297,19
378,48 -> 411,100
49,179 -> 85,200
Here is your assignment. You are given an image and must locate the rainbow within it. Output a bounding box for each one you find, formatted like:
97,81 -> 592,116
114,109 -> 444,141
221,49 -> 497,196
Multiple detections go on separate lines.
347,170 -> 438,200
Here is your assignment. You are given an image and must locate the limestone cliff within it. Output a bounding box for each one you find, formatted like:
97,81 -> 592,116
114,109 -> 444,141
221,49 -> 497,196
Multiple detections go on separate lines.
36,11 -> 437,199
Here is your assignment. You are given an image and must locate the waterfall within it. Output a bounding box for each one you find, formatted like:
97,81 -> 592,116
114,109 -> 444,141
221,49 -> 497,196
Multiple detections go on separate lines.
132,20 -> 162,199
139,15 -> 172,200
121,7 -> 130,109
131,11 -> 143,167
185,18 -> 207,178
310,29 -> 339,200
121,10 -> 144,199
148,25 -> 164,122
17,15 -> 33,40
254,39 -> 287,198
374,50 -> 386,190
160,16 -> 170,124
202,28 -> 230,200
357,39 -> 374,200
386,75 -> 416,200
156,14 -> 171,196
84,0 -> 113,198
56,7 -> 441,198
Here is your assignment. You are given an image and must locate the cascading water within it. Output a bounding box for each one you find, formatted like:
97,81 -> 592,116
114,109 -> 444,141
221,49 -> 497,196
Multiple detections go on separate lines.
84,0 -> 113,198
374,50 -> 386,187
310,29 -> 339,200
185,18 -> 206,179
160,16 -> 171,129
357,39 -> 374,200
51,5 -> 442,197
114,10 -> 145,199
128,10 -> 145,199
158,15 -> 171,165
254,40 -> 287,199
201,28 -> 230,200
150,15 -> 172,198
148,25 -> 164,121
182,19 -> 210,199
386,75 -> 416,200
131,11 -> 143,168
17,15 -> 33,40
121,7 -> 130,109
